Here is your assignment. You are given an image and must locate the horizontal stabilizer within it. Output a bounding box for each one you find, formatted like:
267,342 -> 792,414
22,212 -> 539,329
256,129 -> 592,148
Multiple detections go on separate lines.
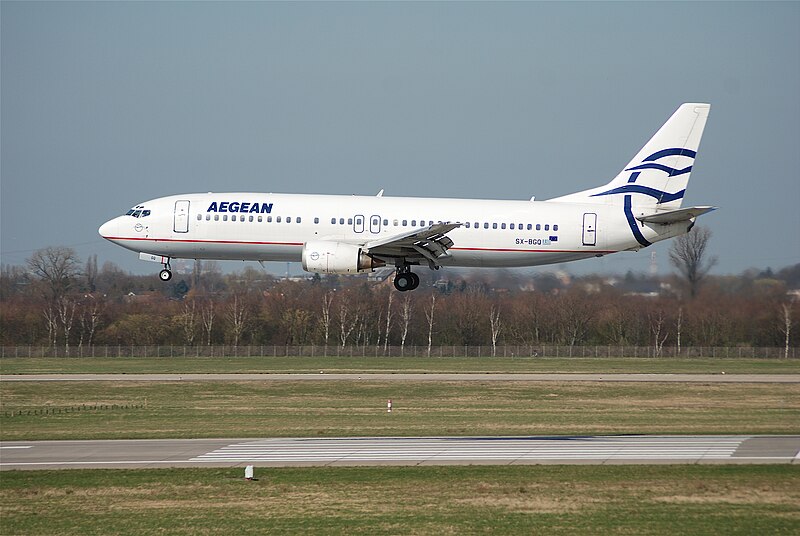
636,206 -> 716,224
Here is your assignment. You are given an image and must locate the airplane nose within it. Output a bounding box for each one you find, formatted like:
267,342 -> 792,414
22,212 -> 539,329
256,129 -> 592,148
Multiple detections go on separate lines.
98,219 -> 117,239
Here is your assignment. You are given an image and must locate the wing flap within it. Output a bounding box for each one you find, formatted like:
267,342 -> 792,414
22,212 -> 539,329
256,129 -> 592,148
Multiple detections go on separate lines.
365,222 -> 461,265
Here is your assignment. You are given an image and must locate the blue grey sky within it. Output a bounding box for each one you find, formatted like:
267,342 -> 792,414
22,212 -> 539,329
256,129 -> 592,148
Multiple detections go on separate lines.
2,2 -> 799,277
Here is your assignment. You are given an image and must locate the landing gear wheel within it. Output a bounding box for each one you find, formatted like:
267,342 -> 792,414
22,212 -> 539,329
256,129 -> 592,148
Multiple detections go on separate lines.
159,269 -> 172,282
408,272 -> 420,290
393,272 -> 413,292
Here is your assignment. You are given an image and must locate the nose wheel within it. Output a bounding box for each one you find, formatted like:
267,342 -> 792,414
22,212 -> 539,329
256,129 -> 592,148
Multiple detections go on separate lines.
393,269 -> 420,292
159,259 -> 173,282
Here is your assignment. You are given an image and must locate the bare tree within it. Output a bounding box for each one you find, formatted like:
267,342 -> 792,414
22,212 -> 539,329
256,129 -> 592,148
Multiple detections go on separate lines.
383,290 -> 394,353
320,291 -> 334,346
27,246 -> 81,301
338,295 -> 358,347
201,298 -> 215,346
648,308 -> 669,357
56,296 -> 77,355
78,295 -> 105,348
425,294 -> 436,357
179,299 -> 198,346
675,306 -> 683,355
226,293 -> 249,347
779,301 -> 794,359
399,294 -> 412,353
489,306 -> 502,357
85,254 -> 98,292
669,226 -> 717,298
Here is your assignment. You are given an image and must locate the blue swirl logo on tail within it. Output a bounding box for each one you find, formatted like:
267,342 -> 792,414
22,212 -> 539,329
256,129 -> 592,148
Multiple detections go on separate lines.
591,147 -> 696,247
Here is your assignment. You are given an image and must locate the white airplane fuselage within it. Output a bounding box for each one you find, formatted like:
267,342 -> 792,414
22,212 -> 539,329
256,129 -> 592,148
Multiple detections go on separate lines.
99,104 -> 713,290
99,192 -> 688,265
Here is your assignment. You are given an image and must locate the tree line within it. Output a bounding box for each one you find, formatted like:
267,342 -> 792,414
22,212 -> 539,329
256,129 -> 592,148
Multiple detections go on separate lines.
1,242 -> 797,356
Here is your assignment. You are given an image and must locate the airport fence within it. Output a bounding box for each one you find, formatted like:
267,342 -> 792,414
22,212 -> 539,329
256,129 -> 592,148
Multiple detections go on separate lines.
0,345 -> 796,359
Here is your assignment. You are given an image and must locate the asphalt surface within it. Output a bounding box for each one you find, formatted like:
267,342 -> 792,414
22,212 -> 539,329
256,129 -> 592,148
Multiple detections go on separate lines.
2,373 -> 799,383
1,436 -> 798,469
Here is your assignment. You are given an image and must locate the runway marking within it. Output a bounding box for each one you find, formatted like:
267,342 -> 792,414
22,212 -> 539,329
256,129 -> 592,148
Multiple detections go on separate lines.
191,436 -> 746,464
3,436 -> 798,468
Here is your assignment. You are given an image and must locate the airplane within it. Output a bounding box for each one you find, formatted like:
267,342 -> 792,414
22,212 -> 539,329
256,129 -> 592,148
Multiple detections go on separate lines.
99,103 -> 714,292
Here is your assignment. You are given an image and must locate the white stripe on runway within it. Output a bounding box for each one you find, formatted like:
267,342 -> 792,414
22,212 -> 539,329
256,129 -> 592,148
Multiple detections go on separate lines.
190,436 -> 746,463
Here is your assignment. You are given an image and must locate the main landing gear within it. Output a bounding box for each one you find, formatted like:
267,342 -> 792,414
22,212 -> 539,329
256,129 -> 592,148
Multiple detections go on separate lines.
159,259 -> 172,282
393,266 -> 420,292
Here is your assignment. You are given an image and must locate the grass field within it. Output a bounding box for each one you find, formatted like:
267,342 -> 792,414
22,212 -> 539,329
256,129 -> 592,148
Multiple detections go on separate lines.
1,356 -> 799,375
2,380 -> 798,440
2,465 -> 798,535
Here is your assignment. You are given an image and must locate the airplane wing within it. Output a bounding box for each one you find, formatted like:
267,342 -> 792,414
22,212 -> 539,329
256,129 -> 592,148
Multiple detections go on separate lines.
364,222 -> 462,268
636,206 -> 717,224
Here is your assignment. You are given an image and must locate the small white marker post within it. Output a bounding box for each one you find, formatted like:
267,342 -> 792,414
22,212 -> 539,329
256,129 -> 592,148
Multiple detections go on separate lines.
245,465 -> 254,480
387,399 -> 392,413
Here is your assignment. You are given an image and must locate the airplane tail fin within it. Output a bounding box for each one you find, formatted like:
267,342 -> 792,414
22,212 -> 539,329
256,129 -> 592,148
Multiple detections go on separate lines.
550,103 -> 710,210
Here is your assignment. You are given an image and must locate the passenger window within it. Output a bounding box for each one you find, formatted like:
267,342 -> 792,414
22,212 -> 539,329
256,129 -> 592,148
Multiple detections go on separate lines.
205,214 -> 210,221
267,216 -> 273,223
527,223 -> 532,230
383,219 -> 388,226
240,215 -> 245,222
492,223 -> 498,229
393,219 -> 398,226
287,217 -> 292,223
197,214 -> 202,221
258,216 -> 263,222
553,224 -> 559,231
544,224 -> 549,231
249,215 -> 253,222
297,217 -> 302,223
223,215 -> 228,221
339,218 -> 345,225
411,220 -> 416,226
484,223 -> 489,229
501,223 -> 506,230
510,223 -> 515,230
315,217 -> 320,224
214,215 -> 219,221
536,224 -> 541,231
465,222 -> 470,229
402,219 -> 408,226
277,216 -> 282,223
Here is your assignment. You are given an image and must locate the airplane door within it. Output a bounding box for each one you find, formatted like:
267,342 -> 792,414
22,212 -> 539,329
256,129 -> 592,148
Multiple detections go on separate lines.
174,200 -> 190,233
582,213 -> 597,246
353,215 -> 365,233
369,214 -> 381,234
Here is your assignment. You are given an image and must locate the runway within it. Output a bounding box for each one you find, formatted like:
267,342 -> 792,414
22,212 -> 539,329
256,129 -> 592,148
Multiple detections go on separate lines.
2,435 -> 798,469
2,373 -> 799,383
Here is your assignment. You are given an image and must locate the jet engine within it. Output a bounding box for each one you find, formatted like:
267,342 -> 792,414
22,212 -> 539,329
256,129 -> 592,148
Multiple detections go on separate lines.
301,241 -> 385,275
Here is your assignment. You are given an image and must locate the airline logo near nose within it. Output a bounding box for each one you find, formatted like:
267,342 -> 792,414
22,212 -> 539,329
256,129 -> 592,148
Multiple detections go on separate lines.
206,201 -> 273,214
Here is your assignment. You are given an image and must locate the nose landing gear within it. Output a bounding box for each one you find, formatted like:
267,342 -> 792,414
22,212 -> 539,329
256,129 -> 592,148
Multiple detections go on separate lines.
159,259 -> 172,282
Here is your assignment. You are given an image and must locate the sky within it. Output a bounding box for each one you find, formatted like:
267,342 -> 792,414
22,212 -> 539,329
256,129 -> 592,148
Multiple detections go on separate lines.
2,2 -> 799,278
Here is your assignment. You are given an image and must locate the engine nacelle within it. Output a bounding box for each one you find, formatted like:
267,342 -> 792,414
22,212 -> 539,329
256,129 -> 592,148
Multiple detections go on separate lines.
301,241 -> 385,275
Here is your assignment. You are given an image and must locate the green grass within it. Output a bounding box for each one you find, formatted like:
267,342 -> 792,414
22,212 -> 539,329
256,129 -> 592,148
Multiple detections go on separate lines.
2,380 -> 798,440
1,356 -> 798,374
2,465 -> 798,535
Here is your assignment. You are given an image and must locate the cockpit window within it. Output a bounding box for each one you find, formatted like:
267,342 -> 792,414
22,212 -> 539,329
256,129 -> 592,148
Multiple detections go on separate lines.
125,207 -> 150,218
